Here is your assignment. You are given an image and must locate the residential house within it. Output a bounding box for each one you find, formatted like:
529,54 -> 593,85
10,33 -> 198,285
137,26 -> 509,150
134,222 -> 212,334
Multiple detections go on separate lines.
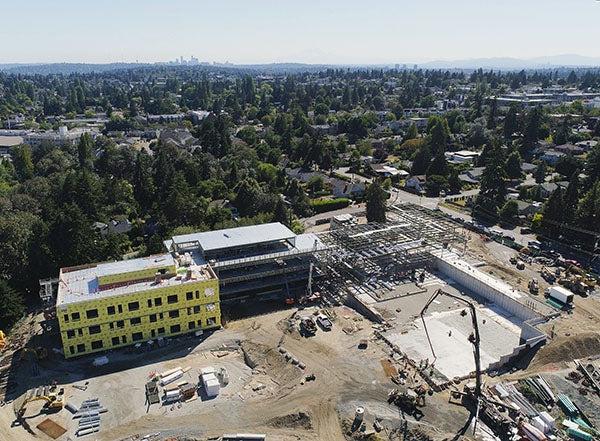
521,162 -> 536,174
93,219 -> 133,236
515,200 -> 542,217
370,163 -> 409,179
331,178 -> 365,199
159,128 -> 200,151
309,124 -> 338,136
187,110 -> 211,124
208,199 -> 239,219
555,144 -> 585,156
537,181 -> 569,199
405,175 -> 427,193
445,150 -> 481,164
540,150 -> 566,165
576,140 -> 598,151
147,113 -> 187,124
458,166 -> 485,184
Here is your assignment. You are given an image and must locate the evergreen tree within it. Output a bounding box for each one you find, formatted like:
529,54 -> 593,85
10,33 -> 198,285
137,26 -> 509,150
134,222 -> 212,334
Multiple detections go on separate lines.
504,150 -> 523,179
365,181 -> 387,222
542,188 -> 565,237
474,143 -> 506,217
410,145 -> 432,175
586,144 -> 600,183
427,115 -> 450,155
405,123 -> 418,140
11,144 -> 34,181
426,152 -> 449,177
563,171 -> 580,224
448,169 -> 462,194
273,198 -> 291,227
503,105 -> 518,139
576,181 -> 600,233
534,162 -> 547,184
499,200 -> 518,224
487,98 -> 498,130
77,133 -> 94,170
0,280 -> 25,330
234,178 -> 263,217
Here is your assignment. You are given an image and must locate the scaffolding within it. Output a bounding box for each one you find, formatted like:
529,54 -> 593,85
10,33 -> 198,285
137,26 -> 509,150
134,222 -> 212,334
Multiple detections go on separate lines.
314,203 -> 466,304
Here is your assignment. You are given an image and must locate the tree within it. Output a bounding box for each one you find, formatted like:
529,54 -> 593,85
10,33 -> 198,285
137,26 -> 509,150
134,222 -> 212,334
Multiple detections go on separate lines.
555,155 -> 582,178
585,144 -> 600,183
411,145 -> 432,175
365,181 -> 387,222
0,280 -> 25,330
504,150 -> 523,179
499,200 -> 518,224
427,115 -> 450,155
77,133 -> 94,170
273,198 -> 291,227
503,105 -> 518,139
534,162 -> 547,184
542,188 -> 565,237
563,171 -> 580,224
307,175 -> 325,194
405,123 -> 418,140
11,145 -> 34,181
234,178 -> 263,217
448,169 -> 462,194
425,175 -> 448,196
523,106 -> 543,151
487,98 -> 498,130
576,181 -> 600,233
426,152 -> 448,177
474,142 -> 506,217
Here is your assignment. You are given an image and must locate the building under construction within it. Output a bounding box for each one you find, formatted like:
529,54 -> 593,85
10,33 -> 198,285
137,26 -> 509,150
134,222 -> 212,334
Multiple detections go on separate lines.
313,204 -> 551,386
316,204 -> 466,305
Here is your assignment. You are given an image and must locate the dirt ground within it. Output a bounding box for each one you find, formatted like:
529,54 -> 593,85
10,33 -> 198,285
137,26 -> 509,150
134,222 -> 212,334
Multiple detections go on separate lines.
0,306 -> 471,441
464,232 -> 600,372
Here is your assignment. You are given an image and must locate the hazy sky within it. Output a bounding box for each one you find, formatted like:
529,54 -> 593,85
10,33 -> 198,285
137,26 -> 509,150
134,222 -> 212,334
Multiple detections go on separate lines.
3,0 -> 600,64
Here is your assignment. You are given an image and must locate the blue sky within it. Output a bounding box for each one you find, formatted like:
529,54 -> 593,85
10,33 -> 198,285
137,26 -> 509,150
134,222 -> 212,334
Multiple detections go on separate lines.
3,0 -> 600,64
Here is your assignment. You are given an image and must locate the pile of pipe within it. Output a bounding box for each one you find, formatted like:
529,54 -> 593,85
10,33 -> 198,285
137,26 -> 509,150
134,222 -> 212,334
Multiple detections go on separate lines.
74,398 -> 107,437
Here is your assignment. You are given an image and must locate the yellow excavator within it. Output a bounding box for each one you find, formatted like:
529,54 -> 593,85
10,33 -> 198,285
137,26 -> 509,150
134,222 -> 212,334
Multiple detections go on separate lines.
0,330 -> 6,351
14,384 -> 65,420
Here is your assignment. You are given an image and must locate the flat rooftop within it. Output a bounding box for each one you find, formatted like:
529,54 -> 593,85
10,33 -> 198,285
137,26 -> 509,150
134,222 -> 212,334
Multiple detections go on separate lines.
166,222 -> 296,254
56,254 -> 215,307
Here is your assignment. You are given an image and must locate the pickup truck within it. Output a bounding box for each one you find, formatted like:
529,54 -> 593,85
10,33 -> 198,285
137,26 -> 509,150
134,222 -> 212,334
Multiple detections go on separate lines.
316,314 -> 332,331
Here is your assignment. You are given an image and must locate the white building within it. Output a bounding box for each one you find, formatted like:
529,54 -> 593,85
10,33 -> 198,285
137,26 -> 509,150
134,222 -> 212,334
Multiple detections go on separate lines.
24,126 -> 93,148
445,150 -> 481,164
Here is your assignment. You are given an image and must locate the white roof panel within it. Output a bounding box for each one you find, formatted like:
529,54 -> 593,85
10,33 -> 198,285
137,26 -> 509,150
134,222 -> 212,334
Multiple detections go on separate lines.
171,222 -> 295,253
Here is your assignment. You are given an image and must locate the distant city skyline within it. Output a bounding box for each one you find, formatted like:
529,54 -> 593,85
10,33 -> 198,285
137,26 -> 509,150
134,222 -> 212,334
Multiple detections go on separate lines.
2,0 -> 600,64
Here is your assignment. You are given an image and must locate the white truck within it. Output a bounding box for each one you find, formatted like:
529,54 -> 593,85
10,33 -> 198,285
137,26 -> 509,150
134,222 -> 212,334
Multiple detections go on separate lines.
546,285 -> 574,306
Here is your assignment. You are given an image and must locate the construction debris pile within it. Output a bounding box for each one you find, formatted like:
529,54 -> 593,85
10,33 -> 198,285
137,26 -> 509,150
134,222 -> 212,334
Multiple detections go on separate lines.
444,370 -> 600,441
146,364 -> 229,408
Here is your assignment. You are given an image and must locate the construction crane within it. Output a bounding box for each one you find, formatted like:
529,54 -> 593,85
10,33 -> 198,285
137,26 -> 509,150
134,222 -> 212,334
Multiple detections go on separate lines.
419,289 -> 482,432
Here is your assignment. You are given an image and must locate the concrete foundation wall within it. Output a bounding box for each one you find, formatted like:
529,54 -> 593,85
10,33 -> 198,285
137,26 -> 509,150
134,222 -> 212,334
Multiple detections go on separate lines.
432,253 -> 547,346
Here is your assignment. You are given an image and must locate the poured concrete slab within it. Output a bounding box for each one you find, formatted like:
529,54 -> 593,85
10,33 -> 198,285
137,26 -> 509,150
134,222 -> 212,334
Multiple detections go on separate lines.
384,305 -> 522,380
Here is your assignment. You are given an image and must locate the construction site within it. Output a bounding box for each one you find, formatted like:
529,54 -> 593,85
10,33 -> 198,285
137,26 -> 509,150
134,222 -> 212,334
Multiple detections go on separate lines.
0,202 -> 599,441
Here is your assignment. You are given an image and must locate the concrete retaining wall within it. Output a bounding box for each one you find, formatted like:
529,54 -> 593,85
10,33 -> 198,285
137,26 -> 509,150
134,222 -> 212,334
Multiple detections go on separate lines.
432,252 -> 547,346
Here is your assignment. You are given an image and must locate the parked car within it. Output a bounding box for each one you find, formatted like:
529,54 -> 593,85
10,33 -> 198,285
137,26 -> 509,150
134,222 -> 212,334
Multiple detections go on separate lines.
316,314 -> 332,331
